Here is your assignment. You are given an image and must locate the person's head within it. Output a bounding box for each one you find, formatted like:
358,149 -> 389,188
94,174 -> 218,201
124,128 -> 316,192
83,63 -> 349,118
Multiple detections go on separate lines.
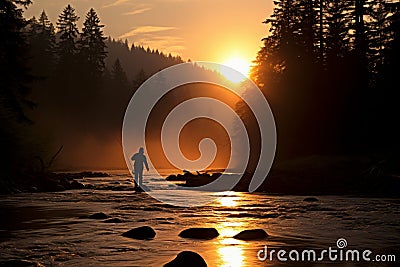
139,147 -> 144,154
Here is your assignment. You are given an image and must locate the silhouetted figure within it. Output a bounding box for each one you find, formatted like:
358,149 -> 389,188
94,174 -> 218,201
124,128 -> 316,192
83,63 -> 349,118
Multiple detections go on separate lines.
131,147 -> 149,188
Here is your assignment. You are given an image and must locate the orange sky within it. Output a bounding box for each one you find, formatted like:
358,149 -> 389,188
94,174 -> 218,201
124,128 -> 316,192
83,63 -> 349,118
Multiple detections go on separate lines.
25,0 -> 273,65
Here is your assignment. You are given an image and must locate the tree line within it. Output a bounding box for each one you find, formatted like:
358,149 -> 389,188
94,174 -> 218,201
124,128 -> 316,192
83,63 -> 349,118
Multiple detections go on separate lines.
0,1 -> 183,185
250,0 -> 400,161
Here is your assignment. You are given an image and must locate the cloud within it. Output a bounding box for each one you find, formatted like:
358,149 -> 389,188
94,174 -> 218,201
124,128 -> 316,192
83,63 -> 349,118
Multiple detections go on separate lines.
119,26 -> 185,56
123,7 -> 152,15
103,0 -> 130,8
118,26 -> 176,39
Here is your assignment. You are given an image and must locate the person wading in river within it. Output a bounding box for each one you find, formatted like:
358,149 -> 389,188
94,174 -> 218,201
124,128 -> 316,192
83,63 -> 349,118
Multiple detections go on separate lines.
131,147 -> 149,188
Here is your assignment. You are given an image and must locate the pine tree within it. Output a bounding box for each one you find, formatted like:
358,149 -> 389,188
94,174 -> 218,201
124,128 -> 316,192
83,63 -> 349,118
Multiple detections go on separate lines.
250,37 -> 283,92
324,0 -> 353,63
79,8 -> 107,77
0,0 -> 34,122
111,58 -> 129,87
39,10 -> 56,59
28,10 -> 56,78
258,0 -> 292,74
383,1 -> 400,67
133,68 -> 147,89
27,15 -> 38,36
377,1 -> 400,153
317,0 -> 325,62
56,5 -> 79,65
107,58 -> 131,120
0,0 -> 34,181
354,0 -> 368,56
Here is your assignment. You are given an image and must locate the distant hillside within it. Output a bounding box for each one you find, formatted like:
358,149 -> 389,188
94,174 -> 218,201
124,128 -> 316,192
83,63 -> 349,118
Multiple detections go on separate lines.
105,38 -> 184,83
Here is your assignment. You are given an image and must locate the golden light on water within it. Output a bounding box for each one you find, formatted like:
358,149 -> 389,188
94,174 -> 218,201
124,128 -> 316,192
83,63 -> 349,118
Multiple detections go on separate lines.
218,193 -> 238,207
217,246 -> 245,267
216,220 -> 247,266
217,221 -> 244,240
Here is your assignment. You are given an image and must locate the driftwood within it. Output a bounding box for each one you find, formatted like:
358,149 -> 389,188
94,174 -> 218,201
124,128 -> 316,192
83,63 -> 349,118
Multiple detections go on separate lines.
47,145 -> 63,169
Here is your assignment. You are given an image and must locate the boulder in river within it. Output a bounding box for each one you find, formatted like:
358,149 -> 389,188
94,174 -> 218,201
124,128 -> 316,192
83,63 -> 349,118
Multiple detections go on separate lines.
0,259 -> 44,266
122,226 -> 156,240
303,197 -> 319,202
70,180 -> 85,189
163,251 -> 207,267
85,184 -> 95,189
233,229 -> 268,240
178,228 -> 219,239
88,212 -> 109,219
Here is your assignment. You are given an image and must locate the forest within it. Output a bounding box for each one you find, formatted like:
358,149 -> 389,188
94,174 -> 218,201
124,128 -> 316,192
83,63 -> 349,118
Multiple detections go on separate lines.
0,1 -> 183,189
250,0 -> 400,162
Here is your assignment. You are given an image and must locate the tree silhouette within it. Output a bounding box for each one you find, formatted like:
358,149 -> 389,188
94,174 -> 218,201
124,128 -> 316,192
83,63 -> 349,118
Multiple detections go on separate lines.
377,1 -> 400,154
1,3 -> 186,173
27,10 -> 56,79
0,0 -> 34,182
251,0 -> 400,159
133,68 -> 147,90
79,8 -> 107,77
323,0 -> 352,62
367,0 -> 389,76
56,5 -> 79,68
111,58 -> 130,90
0,0 -> 34,122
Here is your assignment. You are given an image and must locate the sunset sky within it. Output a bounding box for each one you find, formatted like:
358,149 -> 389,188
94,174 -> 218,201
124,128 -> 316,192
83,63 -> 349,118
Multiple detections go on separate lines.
25,0 -> 273,67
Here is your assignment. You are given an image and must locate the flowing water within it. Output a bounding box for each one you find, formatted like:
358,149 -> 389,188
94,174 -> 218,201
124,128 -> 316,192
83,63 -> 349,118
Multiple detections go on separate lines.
0,172 -> 399,266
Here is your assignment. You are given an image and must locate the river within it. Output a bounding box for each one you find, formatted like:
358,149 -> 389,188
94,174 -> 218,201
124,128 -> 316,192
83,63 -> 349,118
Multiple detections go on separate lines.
1,172 -> 399,266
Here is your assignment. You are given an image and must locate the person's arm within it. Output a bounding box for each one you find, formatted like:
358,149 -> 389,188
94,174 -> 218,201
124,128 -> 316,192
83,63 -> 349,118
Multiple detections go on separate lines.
144,156 -> 149,171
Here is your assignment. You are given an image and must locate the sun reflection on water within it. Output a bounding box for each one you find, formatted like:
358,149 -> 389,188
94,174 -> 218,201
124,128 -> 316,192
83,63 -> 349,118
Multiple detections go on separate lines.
217,191 -> 238,207
210,192 -> 263,266
215,213 -> 248,266
217,246 -> 244,267
217,221 -> 244,241
219,196 -> 237,207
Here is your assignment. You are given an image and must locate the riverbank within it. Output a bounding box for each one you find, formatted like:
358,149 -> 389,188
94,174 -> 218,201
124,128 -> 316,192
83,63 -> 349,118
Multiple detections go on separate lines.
168,155 -> 400,197
0,171 -> 110,195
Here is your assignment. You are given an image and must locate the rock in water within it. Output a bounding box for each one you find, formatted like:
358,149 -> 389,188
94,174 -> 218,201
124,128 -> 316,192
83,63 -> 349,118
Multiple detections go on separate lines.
178,228 -> 219,239
70,180 -> 85,189
0,260 -> 44,266
88,212 -> 109,219
303,197 -> 319,202
233,229 -> 268,240
163,251 -> 207,267
122,226 -> 156,240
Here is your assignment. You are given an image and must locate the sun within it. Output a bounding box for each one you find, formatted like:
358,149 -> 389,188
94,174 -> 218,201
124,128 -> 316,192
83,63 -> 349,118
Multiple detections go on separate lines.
220,57 -> 251,83
224,57 -> 251,77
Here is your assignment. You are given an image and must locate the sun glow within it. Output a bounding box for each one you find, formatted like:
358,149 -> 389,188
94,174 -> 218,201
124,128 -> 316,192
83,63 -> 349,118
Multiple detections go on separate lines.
221,57 -> 251,83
